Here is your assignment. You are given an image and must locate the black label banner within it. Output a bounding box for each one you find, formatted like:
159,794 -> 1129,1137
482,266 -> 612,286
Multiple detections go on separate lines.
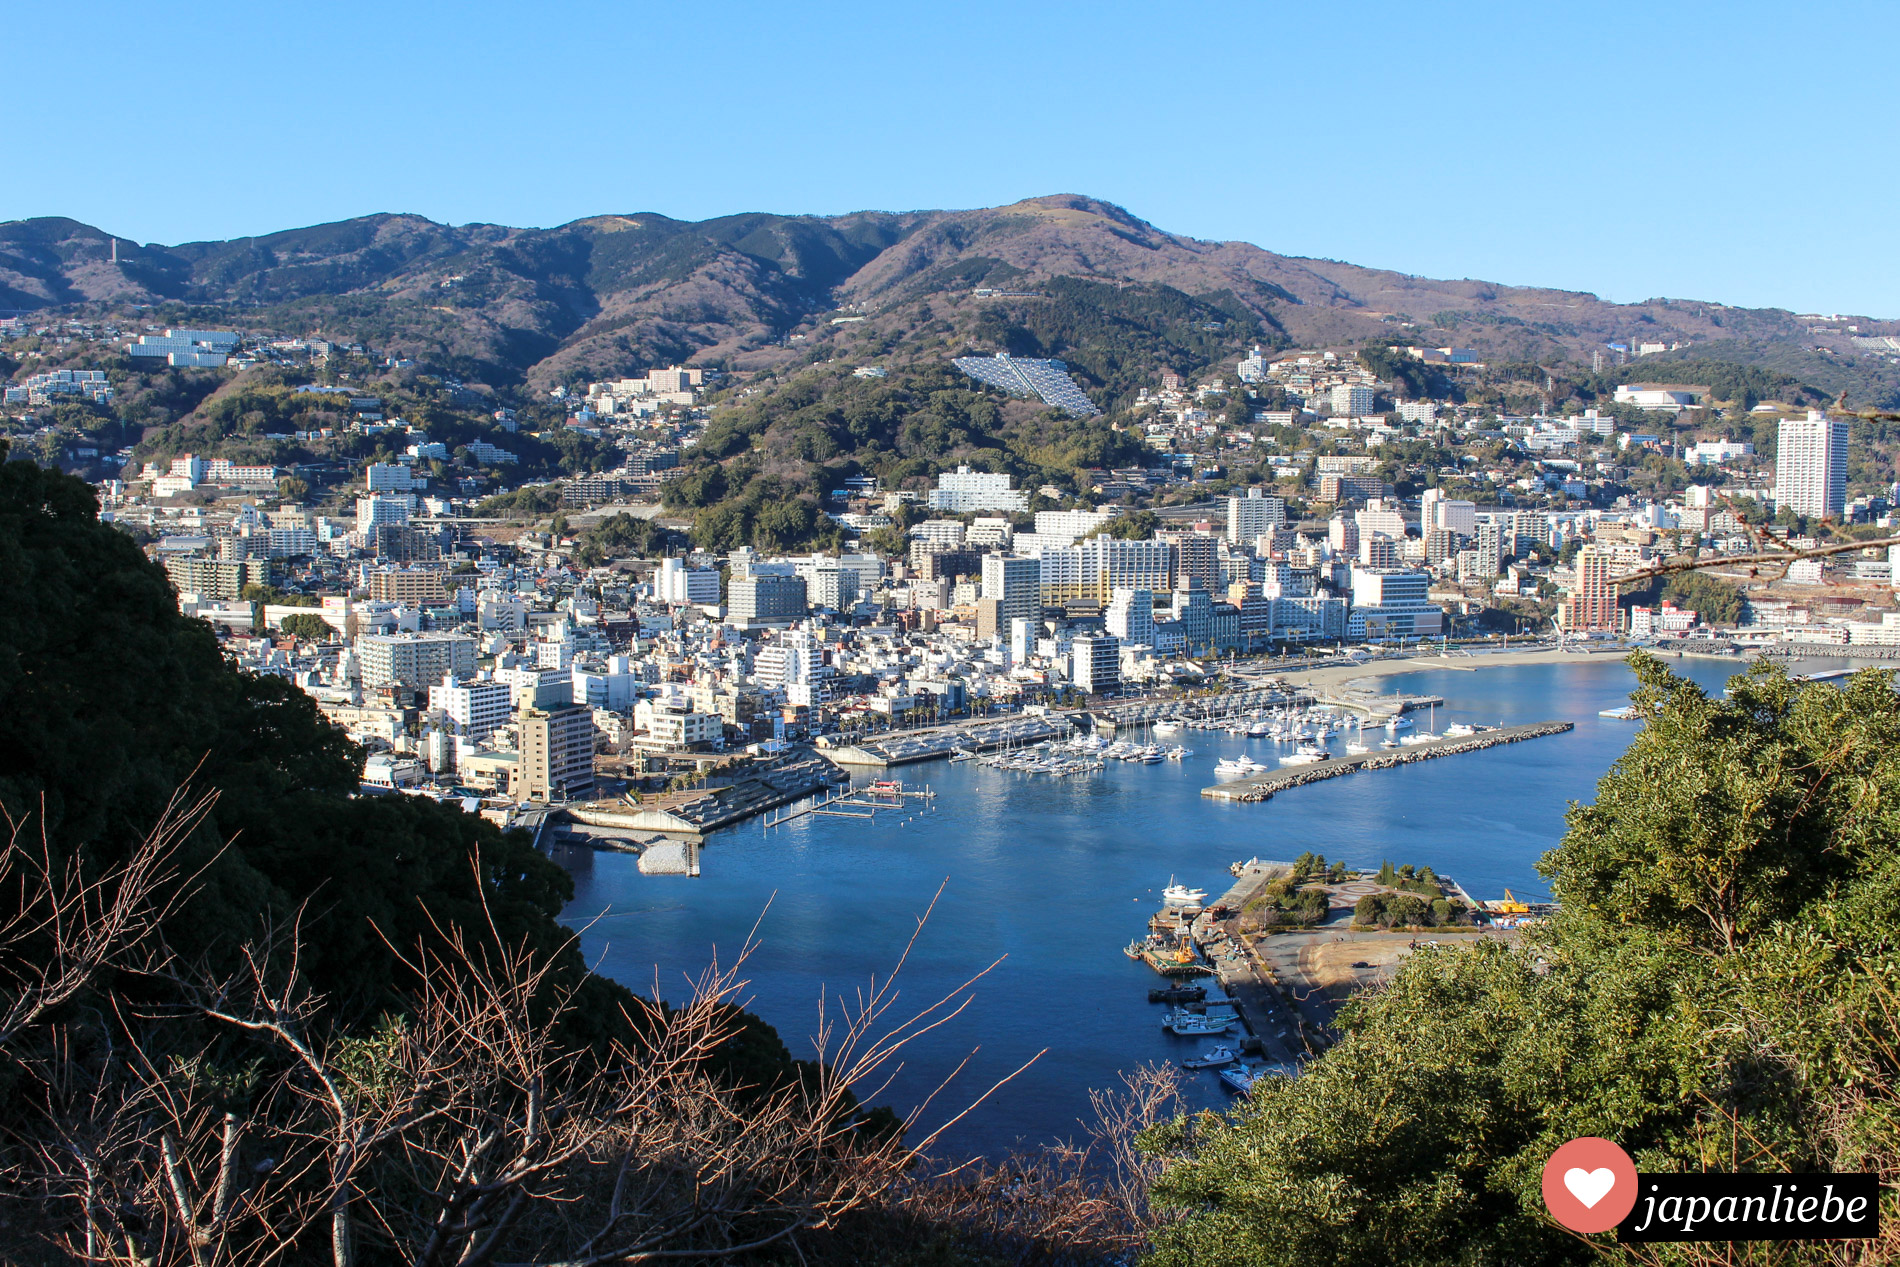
1618,1174 -> 1879,1242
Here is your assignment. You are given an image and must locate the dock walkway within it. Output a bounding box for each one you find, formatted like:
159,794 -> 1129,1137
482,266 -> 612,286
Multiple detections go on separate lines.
1201,721 -> 1574,803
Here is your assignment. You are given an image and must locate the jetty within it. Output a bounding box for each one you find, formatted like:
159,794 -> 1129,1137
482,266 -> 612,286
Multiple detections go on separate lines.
1201,721 -> 1574,802
764,780 -> 936,828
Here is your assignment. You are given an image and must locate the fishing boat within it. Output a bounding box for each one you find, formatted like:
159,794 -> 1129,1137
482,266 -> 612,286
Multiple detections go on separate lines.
1165,1008 -> 1237,1036
1162,880 -> 1210,906
1180,1045 -> 1239,1070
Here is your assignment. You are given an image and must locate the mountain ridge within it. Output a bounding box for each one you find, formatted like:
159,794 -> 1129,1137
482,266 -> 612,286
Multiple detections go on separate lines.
0,195 -> 1879,390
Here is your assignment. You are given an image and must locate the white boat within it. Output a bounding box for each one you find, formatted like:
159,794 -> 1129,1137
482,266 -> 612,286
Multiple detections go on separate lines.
1166,746 -> 1194,760
1162,881 -> 1209,906
1344,742 -> 1370,755
1399,733 -> 1435,746
1220,1062 -> 1268,1094
1246,721 -> 1272,738
1385,715 -> 1414,731
1598,706 -> 1639,721
1444,723 -> 1478,737
1165,1009 -> 1237,1036
1279,745 -> 1331,766
1180,1044 -> 1239,1070
1214,757 -> 1266,776
1153,720 -> 1183,736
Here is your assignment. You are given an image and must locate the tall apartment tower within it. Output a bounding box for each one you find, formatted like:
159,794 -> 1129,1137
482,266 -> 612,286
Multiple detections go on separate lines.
980,554 -> 1042,632
1226,490 -> 1286,545
1776,411 -> 1849,520
516,703 -> 596,802
1561,545 -> 1620,633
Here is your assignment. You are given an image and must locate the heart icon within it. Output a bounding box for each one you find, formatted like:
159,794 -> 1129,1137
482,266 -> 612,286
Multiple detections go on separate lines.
1564,1167 -> 1616,1209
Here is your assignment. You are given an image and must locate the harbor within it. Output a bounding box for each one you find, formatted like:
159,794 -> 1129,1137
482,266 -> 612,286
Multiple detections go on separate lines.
559,654 -> 1747,1159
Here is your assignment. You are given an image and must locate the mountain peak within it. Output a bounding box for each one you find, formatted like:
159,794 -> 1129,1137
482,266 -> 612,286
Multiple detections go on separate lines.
994,194 -> 1156,233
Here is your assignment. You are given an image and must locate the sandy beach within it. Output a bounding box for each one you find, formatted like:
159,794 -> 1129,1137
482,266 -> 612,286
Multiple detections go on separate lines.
1270,645 -> 1632,693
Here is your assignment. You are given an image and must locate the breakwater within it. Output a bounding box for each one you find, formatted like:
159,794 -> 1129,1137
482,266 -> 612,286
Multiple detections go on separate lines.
1201,721 -> 1575,802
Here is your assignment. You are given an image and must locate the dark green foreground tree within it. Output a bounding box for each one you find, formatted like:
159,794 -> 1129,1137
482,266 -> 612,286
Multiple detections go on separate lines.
1144,655 -> 1900,1266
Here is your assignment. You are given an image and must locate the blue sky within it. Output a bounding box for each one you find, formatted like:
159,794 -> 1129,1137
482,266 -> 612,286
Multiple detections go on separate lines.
6,0 -> 1895,315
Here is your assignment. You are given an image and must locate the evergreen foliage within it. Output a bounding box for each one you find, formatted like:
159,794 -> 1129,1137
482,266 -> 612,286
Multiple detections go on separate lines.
1144,655 -> 1900,1265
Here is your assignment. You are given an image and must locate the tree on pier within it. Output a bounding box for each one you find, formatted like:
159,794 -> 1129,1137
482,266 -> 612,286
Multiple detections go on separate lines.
1144,653 -> 1900,1266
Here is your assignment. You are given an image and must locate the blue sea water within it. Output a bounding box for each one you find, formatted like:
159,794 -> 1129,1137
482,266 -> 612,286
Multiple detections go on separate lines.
555,654 -> 1825,1161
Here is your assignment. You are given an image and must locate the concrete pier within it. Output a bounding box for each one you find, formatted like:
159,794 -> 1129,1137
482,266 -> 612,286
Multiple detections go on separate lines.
1201,721 -> 1574,802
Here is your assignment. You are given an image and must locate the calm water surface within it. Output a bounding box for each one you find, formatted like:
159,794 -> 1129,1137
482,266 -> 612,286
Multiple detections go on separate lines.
556,654 -> 1835,1160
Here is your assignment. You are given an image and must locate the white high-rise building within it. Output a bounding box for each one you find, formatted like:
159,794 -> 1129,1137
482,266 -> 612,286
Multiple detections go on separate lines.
356,493 -> 415,527
1236,346 -> 1268,384
429,672 -> 513,741
359,633 -> 477,689
1032,509 -> 1116,545
1434,498 -> 1477,535
1776,410 -> 1848,520
1226,490 -> 1286,544
1105,587 -> 1157,647
365,462 -> 416,492
1355,498 -> 1406,541
1331,383 -> 1376,416
656,556 -> 721,605
927,465 -> 1028,513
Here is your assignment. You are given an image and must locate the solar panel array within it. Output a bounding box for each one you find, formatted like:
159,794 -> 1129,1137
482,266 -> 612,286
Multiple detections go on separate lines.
952,354 -> 1100,417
